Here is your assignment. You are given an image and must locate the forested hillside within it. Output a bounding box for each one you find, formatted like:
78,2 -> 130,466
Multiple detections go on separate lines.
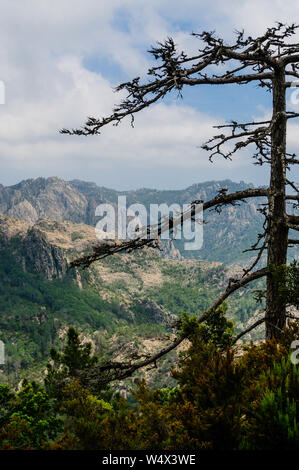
0,214 -> 264,389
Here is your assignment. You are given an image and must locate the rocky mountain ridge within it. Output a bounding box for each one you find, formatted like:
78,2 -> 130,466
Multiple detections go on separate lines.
0,177 -> 265,264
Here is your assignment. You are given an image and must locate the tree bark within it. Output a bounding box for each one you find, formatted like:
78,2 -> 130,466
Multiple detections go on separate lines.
265,67 -> 289,339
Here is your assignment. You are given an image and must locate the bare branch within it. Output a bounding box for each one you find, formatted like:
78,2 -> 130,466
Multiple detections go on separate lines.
93,335 -> 185,384
77,268 -> 268,384
201,187 -> 268,212
242,240 -> 267,277
283,53 -> 299,65
288,224 -> 299,232
286,179 -> 299,193
69,187 -> 268,269
180,72 -> 273,87
232,317 -> 265,344
204,268 -> 268,315
61,26 -> 299,136
287,214 -> 299,225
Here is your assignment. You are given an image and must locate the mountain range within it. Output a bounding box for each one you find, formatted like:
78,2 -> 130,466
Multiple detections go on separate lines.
3,176 -> 297,390
0,176 -> 265,265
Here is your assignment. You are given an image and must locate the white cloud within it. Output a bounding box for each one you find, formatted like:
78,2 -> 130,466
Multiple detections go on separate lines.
0,0 -> 298,188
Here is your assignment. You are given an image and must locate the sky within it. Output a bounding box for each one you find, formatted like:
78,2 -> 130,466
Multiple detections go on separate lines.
0,0 -> 299,190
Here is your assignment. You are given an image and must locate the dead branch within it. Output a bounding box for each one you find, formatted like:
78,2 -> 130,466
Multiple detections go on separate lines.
232,317 -> 266,344
204,267 -> 268,315
68,187 -> 268,269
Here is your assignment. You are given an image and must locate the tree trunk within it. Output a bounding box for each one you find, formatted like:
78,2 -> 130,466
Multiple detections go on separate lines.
265,68 -> 289,339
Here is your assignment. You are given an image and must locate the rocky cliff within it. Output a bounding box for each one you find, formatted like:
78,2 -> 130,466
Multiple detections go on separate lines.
0,215 -> 68,280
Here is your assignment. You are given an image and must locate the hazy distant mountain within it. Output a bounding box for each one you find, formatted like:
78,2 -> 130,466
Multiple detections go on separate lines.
0,176 -> 265,264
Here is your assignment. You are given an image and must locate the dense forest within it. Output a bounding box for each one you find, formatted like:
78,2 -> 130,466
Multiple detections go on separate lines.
1,320 -> 299,450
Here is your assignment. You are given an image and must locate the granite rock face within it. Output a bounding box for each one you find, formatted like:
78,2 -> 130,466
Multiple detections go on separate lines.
22,227 -> 68,280
0,214 -> 68,280
0,177 -> 88,225
160,239 -> 182,260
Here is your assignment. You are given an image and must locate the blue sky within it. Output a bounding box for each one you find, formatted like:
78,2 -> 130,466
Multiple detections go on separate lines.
0,0 -> 298,190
